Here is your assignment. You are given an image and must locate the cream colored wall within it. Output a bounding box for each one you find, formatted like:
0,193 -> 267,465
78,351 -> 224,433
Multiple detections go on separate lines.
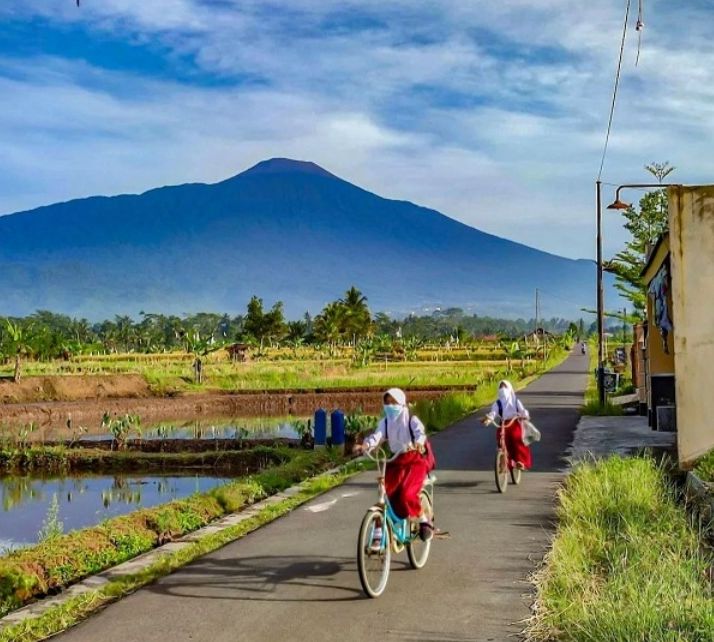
669,186 -> 714,467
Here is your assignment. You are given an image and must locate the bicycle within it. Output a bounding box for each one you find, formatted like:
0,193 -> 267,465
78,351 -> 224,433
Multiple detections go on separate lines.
483,415 -> 525,493
356,445 -> 435,598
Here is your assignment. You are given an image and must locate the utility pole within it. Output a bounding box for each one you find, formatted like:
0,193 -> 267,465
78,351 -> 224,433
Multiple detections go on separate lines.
596,180 -> 605,405
535,288 -> 540,362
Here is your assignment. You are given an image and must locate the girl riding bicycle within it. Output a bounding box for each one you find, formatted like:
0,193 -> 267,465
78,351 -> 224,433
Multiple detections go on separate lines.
355,388 -> 435,541
481,380 -> 532,470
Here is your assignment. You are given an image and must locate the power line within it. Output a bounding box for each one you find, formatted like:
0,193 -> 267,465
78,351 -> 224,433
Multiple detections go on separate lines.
597,0 -> 632,181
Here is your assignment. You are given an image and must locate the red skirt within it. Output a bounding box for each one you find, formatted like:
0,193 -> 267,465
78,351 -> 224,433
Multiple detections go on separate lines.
496,421 -> 532,470
385,450 -> 431,519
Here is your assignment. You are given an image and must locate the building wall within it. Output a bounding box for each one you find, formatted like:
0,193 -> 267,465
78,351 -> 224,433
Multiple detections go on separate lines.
645,284 -> 675,375
669,186 -> 714,466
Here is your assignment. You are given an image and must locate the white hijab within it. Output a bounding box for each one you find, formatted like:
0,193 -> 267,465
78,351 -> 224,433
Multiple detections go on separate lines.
497,380 -> 520,419
363,387 -> 426,451
385,387 -> 407,407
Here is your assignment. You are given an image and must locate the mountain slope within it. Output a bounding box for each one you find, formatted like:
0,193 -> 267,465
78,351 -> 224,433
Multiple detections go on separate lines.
0,158 -> 602,319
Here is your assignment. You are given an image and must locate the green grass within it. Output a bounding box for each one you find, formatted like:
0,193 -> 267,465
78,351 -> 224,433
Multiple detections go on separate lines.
0,458 -> 368,642
529,456 -> 714,642
0,448 -> 343,618
581,339 -> 626,416
693,451 -> 714,482
413,347 -> 570,431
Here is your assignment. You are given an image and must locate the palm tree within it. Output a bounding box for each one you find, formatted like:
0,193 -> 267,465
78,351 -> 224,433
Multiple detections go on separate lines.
314,302 -> 345,353
3,319 -> 33,383
340,286 -> 372,342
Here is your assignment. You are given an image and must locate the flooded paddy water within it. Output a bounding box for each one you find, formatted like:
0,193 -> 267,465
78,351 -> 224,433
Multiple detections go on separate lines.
0,415 -> 316,552
0,473 -> 231,551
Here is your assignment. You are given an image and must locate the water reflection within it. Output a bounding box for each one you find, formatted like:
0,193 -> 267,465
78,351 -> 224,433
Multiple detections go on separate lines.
0,474 -> 230,551
8,416 -> 309,444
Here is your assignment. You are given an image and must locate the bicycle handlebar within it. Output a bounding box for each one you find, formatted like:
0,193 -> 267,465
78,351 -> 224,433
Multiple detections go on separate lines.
482,415 -> 528,428
362,444 -> 411,464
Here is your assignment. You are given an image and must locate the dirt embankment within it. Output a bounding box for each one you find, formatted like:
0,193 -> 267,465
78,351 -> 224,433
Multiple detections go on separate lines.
0,375 -> 462,430
0,375 -> 151,404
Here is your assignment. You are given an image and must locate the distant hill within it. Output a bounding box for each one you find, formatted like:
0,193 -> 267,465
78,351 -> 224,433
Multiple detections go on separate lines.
0,158 -> 605,319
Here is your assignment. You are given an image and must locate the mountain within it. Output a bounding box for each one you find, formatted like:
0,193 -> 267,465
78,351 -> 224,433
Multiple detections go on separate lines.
0,158 -> 604,320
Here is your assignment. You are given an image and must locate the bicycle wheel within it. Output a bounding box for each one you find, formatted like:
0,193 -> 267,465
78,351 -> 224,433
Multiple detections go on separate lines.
407,490 -> 433,570
494,450 -> 509,493
357,509 -> 391,598
510,465 -> 522,485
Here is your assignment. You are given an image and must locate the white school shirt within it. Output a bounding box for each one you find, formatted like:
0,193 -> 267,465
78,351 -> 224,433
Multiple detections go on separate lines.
362,410 -> 427,453
485,397 -> 530,422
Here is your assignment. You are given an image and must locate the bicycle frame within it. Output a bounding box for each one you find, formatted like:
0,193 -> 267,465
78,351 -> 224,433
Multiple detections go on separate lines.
497,416 -> 519,462
365,446 -> 432,549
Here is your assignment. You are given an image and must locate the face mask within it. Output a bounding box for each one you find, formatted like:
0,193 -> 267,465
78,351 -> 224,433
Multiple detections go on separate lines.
384,404 -> 402,420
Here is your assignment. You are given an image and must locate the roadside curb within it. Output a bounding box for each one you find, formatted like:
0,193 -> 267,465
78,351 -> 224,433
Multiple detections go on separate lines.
0,460 -> 362,634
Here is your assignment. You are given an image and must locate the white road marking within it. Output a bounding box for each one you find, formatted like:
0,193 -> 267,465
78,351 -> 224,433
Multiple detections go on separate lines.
304,491 -> 361,513
304,499 -> 338,513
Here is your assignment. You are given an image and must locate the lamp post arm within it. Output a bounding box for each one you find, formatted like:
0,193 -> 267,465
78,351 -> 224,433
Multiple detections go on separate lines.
613,183 -> 680,206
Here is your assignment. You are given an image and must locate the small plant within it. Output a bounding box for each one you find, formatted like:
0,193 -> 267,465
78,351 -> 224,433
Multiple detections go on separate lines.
15,422 -> 38,448
67,418 -> 88,448
291,419 -> 311,439
102,413 -> 142,450
344,410 -> 378,435
37,493 -> 64,542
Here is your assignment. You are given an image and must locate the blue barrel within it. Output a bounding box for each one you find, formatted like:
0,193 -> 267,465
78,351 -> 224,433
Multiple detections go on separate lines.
331,410 -> 345,446
314,409 -> 327,447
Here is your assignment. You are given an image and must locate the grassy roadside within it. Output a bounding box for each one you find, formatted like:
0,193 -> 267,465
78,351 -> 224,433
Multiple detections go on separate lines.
693,451 -> 714,482
580,339 -> 623,416
529,456 -> 714,641
414,347 -> 570,431
0,448 -> 343,619
0,459 -> 368,642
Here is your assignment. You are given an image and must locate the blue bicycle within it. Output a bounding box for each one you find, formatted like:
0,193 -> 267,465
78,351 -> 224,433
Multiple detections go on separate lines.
357,446 -> 436,598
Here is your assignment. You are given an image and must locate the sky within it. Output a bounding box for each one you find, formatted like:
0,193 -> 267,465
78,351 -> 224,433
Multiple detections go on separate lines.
1,0 -> 713,260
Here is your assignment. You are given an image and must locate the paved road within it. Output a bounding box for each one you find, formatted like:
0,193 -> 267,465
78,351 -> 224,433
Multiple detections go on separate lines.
57,352 -> 588,642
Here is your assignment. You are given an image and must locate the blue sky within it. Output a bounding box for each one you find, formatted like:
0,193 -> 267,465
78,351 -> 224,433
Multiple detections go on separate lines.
1,1 -> 713,260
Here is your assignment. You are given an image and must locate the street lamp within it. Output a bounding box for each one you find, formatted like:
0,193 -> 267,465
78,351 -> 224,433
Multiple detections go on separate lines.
595,181 -> 679,405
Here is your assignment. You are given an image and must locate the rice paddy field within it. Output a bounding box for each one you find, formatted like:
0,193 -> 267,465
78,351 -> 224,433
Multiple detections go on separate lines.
2,342 -> 546,395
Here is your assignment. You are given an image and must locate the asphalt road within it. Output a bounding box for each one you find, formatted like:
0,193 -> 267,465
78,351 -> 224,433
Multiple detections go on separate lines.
56,351 -> 588,642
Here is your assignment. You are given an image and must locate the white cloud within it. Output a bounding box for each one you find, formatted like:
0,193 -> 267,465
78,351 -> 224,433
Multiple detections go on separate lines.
0,1 -> 713,261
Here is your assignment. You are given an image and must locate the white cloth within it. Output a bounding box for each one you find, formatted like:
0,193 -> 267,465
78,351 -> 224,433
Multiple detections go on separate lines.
486,380 -> 529,421
363,388 -> 426,452
385,387 -> 406,406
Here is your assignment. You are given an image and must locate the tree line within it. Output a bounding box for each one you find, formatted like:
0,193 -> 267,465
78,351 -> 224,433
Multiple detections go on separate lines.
0,286 -> 581,379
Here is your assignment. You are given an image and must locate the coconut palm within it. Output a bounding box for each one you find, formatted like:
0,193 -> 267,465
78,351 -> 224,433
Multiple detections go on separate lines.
339,286 -> 372,343
2,319 -> 34,382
